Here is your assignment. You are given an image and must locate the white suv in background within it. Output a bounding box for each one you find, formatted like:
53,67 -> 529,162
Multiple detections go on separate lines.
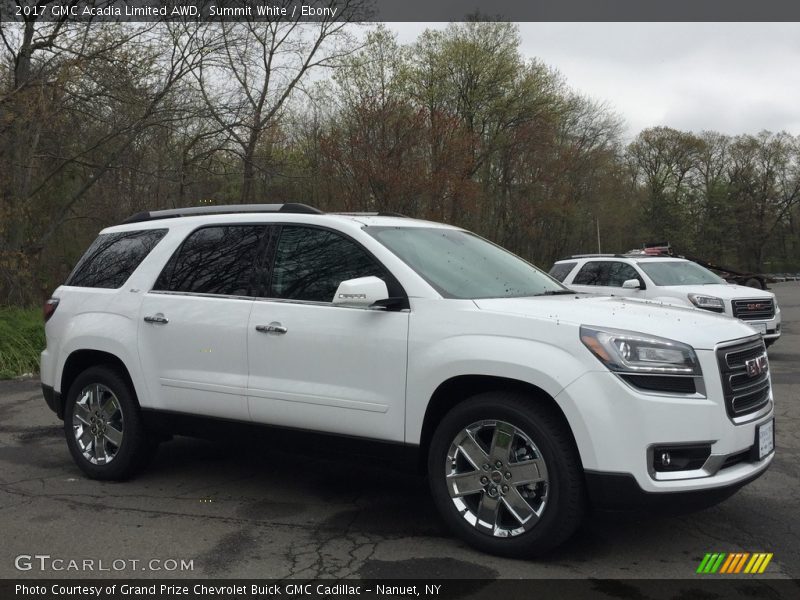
550,255 -> 781,347
40,205 -> 775,557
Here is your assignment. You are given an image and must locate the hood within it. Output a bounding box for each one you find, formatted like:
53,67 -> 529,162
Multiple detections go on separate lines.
473,294 -> 758,350
654,283 -> 775,300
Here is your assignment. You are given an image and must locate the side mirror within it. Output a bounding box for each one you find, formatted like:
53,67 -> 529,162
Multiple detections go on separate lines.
333,276 -> 390,309
622,278 -> 641,290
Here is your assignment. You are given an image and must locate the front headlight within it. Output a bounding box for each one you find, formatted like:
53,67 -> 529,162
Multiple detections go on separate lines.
580,326 -> 701,375
688,294 -> 725,313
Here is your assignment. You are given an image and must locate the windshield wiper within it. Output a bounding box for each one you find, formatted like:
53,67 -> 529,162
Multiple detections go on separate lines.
534,290 -> 576,296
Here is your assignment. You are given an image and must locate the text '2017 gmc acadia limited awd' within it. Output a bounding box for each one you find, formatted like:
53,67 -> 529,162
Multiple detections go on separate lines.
40,204 -> 775,557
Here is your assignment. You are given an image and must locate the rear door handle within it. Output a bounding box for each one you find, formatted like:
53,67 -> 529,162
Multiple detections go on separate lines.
143,314 -> 169,324
255,322 -> 287,334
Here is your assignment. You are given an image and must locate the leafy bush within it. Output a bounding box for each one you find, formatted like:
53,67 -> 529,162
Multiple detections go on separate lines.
0,307 -> 44,379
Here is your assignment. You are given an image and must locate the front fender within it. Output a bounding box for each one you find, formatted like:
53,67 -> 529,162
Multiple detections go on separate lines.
405,333 -> 591,444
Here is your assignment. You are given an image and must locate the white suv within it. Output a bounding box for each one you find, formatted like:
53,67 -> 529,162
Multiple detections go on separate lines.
40,205 -> 775,557
550,255 -> 781,347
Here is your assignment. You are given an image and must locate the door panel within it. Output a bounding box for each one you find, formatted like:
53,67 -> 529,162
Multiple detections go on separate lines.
138,294 -> 253,420
245,224 -> 410,442
247,301 -> 409,441
136,224 -> 267,420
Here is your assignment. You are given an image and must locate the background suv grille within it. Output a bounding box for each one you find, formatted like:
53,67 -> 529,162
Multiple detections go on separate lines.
732,298 -> 775,320
716,339 -> 771,419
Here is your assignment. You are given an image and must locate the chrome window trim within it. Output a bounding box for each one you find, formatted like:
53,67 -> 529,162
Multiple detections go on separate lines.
147,289 -> 410,311
148,290 -> 255,302
253,296 -> 411,311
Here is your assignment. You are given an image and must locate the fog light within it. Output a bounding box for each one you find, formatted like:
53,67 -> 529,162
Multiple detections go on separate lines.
652,444 -> 711,472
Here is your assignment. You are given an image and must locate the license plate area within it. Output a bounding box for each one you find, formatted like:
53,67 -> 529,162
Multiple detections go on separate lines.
757,419 -> 775,460
751,322 -> 767,335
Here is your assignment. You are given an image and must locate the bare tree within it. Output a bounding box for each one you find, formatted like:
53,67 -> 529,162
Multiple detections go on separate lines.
195,1 -> 364,203
0,15 -> 221,301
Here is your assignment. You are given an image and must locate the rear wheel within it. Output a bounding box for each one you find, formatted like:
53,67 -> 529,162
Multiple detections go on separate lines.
744,278 -> 763,289
63,366 -> 155,480
428,392 -> 585,557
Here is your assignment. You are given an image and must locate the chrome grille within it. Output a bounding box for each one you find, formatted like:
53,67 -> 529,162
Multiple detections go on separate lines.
732,298 -> 775,321
716,338 -> 771,419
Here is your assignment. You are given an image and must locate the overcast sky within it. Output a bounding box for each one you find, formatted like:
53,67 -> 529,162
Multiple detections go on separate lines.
388,23 -> 800,139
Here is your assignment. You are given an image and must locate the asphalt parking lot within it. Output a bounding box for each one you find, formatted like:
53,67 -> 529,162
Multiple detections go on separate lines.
1,283 -> 798,580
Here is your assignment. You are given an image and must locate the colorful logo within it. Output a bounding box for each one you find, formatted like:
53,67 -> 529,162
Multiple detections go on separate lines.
697,552 -> 773,574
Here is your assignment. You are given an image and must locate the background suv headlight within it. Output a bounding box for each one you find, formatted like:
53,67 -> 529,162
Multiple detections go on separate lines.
688,293 -> 725,313
580,326 -> 703,394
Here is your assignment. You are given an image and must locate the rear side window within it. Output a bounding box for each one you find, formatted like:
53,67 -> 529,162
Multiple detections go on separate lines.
154,226 -> 266,296
549,262 -> 577,282
66,229 -> 167,289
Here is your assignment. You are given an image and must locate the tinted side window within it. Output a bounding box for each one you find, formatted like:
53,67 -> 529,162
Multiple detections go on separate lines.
606,262 -> 640,287
572,261 -> 605,285
154,226 -> 265,296
67,229 -> 167,289
270,226 -> 386,302
549,262 -> 577,282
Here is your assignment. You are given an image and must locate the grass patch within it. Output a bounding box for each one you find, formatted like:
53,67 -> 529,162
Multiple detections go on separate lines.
0,307 -> 44,379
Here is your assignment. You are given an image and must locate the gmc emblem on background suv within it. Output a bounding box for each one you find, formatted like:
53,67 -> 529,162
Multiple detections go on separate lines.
746,355 -> 769,377
747,303 -> 767,310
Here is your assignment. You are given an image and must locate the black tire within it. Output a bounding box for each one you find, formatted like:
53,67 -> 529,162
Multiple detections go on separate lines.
428,391 -> 585,557
765,339 -> 776,348
63,365 -> 155,480
744,278 -> 763,289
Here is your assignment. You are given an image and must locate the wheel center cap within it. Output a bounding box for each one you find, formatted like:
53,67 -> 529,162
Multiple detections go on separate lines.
490,470 -> 503,484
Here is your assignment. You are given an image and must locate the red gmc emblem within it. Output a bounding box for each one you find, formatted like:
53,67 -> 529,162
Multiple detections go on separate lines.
747,303 -> 767,310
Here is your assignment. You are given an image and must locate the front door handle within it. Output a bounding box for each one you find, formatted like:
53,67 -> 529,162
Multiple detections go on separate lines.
143,313 -> 169,324
255,322 -> 288,334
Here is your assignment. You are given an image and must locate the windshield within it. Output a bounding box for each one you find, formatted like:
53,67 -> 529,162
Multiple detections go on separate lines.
638,261 -> 726,286
365,226 -> 568,299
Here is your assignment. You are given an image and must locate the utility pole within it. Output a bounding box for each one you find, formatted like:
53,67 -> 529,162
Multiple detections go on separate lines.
596,216 -> 602,254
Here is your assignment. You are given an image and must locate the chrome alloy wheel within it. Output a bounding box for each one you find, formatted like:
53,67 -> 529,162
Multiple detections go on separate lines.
71,384 -> 124,465
445,420 -> 549,537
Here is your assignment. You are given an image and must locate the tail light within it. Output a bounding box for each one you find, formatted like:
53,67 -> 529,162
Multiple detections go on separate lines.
43,297 -> 60,322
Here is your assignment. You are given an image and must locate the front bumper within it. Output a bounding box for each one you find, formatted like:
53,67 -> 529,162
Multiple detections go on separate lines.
740,306 -> 781,340
42,384 -> 64,419
554,347 -> 774,496
585,466 -> 769,511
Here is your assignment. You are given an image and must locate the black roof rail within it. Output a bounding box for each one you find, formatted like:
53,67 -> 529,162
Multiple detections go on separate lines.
565,253 -> 682,260
333,211 -> 408,218
566,253 -> 629,259
122,203 -> 323,224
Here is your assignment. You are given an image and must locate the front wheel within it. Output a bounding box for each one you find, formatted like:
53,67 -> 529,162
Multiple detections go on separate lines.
63,366 -> 155,480
428,392 -> 585,557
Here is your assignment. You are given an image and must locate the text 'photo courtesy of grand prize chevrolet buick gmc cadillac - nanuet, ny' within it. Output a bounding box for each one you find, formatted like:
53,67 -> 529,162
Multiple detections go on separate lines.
40,204 -> 775,557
